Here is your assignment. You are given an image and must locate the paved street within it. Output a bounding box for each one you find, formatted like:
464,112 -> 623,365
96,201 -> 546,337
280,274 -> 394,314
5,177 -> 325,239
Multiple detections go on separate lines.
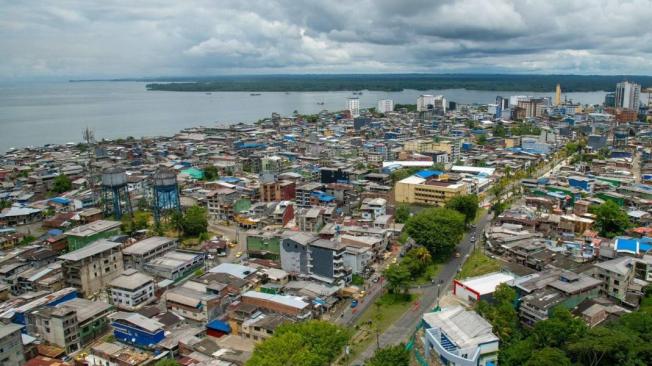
351,211 -> 493,364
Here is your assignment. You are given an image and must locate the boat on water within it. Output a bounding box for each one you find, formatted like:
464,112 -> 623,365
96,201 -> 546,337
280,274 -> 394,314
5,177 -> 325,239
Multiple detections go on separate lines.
250,93 -> 261,96
317,102 -> 325,105
205,92 -> 212,95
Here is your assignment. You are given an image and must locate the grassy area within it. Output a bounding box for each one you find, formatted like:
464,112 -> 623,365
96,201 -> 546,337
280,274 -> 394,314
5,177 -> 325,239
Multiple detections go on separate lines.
414,262 -> 441,285
456,249 -> 501,279
344,293 -> 420,364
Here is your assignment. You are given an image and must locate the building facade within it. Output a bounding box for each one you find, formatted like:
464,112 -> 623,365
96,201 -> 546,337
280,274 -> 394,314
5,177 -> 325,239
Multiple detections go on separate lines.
59,239 -> 124,297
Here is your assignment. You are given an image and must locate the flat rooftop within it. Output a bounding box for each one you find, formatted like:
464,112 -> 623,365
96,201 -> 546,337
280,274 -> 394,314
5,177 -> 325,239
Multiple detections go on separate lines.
58,239 -> 121,261
109,269 -> 154,290
122,236 -> 176,255
423,306 -> 498,350
64,220 -> 120,237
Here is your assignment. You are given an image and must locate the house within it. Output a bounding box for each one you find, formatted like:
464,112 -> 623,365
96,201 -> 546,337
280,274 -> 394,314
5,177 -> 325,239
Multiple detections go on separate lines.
163,282 -> 221,322
0,206 -> 43,226
241,291 -> 311,319
108,269 -> 156,311
308,239 -> 351,285
110,312 -> 165,349
360,198 -> 387,221
422,306 -> 499,366
0,323 -> 25,366
122,236 -> 178,270
59,239 -> 124,297
64,220 -> 121,251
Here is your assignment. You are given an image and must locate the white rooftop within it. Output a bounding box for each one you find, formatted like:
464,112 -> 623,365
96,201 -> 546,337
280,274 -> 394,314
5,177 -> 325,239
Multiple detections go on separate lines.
242,291 -> 309,310
64,220 -> 120,237
458,272 -> 515,296
209,262 -> 257,279
122,236 -> 176,255
423,306 -> 498,350
58,239 -> 121,261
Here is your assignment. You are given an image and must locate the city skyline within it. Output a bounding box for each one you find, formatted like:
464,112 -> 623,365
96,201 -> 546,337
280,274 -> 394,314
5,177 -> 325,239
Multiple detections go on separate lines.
1,0 -> 652,80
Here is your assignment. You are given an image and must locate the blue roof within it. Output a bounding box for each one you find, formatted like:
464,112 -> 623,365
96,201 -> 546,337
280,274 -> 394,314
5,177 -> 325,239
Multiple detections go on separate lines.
206,320 -> 231,333
49,197 -> 71,205
415,170 -> 443,179
615,236 -> 652,254
220,177 -> 241,184
48,229 -> 63,236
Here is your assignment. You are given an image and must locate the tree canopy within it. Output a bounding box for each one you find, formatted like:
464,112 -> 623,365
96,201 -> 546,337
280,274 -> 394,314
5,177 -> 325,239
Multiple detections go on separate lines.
365,344 -> 410,366
446,194 -> 479,225
181,206 -> 208,237
404,207 -> 465,258
383,263 -> 411,295
203,165 -> 219,181
52,174 -> 72,193
591,200 -> 631,238
394,205 -> 410,224
246,320 -> 349,366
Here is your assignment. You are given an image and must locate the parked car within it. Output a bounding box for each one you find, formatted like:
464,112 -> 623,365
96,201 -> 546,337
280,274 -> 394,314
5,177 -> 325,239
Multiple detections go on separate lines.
351,300 -> 358,308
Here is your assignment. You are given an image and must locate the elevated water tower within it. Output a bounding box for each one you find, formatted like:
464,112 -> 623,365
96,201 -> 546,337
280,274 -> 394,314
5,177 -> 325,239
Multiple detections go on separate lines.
101,167 -> 132,219
153,168 -> 181,223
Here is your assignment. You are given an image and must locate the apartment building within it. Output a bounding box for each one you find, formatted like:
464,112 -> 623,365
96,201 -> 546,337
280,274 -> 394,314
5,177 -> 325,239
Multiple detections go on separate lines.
59,239 -> 124,297
143,250 -> 205,281
592,256 -> 636,303
0,323 -> 24,366
64,220 -> 121,251
108,269 -> 156,311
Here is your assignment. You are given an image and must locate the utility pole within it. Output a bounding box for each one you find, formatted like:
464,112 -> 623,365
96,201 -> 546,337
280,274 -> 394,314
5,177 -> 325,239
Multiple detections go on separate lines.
82,127 -> 99,205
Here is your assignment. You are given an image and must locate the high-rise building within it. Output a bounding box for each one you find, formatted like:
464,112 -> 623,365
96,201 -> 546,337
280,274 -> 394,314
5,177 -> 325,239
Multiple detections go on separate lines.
555,84 -> 562,106
417,94 -> 435,112
615,81 -> 641,110
347,97 -> 360,118
377,99 -> 394,113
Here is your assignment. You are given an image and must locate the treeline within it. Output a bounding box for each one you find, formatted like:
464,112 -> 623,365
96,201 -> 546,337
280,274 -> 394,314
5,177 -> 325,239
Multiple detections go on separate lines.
141,74 -> 652,93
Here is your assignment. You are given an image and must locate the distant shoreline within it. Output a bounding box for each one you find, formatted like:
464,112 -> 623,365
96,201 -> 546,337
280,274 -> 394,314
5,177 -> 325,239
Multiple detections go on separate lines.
67,73 -> 652,93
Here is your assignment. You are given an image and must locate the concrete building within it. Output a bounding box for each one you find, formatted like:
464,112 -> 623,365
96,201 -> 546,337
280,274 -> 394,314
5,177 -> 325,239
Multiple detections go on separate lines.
592,256 -> 636,303
143,250 -> 205,281
616,81 -> 641,110
64,220 -> 121,251
108,269 -> 156,311
280,232 -> 315,275
163,282 -> 221,322
417,95 -> 447,112
360,197 -> 387,221
308,239 -> 350,285
260,180 -> 295,202
0,323 -> 25,366
28,298 -> 112,354
377,99 -> 394,113
422,306 -> 499,366
59,239 -> 124,297
122,236 -> 177,270
347,97 -> 360,118
395,172 -> 468,206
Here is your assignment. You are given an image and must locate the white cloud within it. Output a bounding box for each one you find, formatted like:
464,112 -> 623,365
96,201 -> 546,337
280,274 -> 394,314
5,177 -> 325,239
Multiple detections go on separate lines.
0,0 -> 652,79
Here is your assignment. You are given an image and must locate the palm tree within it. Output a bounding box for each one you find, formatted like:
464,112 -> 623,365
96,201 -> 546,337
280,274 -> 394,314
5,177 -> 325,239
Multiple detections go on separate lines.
412,247 -> 432,267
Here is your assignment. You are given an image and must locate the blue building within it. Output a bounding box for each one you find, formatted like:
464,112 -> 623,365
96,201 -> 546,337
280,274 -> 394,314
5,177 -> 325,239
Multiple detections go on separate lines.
567,176 -> 594,193
110,312 -> 165,349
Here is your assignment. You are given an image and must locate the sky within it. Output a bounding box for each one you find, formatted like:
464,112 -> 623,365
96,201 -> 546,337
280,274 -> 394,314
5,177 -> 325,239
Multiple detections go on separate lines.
1,0 -> 652,80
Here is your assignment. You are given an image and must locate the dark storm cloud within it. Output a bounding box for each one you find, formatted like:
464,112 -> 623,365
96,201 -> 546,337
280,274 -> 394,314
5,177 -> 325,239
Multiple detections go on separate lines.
1,0 -> 651,79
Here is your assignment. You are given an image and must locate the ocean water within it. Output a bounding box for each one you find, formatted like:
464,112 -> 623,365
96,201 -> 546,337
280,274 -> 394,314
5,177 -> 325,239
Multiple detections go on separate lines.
0,81 -> 617,153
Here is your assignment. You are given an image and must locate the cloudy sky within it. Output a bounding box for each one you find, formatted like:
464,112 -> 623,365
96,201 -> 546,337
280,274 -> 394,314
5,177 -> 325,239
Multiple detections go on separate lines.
1,0 -> 652,80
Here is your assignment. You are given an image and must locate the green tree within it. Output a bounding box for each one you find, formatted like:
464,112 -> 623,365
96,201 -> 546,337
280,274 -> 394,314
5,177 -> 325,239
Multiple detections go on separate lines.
524,347 -> 571,366
394,205 -> 410,224
0,200 -> 11,209
121,210 -> 151,235
531,308 -> 587,349
383,264 -> 411,294
446,194 -> 479,225
203,165 -> 219,181
567,327 -> 636,366
365,344 -> 410,366
476,284 -> 520,343
181,206 -> 208,237
52,174 -> 72,193
404,207 -> 465,259
432,162 -> 446,171
476,134 -> 487,145
246,320 -> 349,366
591,200 -> 631,238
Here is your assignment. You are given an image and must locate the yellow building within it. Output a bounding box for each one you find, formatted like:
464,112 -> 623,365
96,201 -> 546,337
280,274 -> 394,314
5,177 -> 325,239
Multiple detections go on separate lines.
403,139 -> 460,161
395,173 -> 468,206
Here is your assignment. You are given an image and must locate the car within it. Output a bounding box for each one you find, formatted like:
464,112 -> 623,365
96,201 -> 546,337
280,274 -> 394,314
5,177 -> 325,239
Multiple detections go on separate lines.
235,251 -> 243,258
351,300 -> 358,308
372,276 -> 380,283
455,252 -> 461,258
228,242 -> 237,248
360,290 -> 366,297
